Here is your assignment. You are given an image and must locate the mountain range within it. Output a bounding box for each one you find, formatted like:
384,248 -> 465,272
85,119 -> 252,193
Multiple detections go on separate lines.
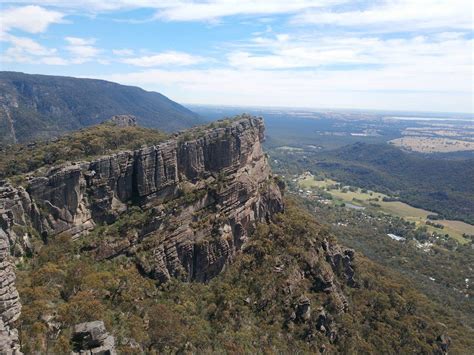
0,71 -> 202,144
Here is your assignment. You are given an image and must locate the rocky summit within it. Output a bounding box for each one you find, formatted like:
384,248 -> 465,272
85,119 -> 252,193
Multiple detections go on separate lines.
106,114 -> 138,127
0,115 -> 283,281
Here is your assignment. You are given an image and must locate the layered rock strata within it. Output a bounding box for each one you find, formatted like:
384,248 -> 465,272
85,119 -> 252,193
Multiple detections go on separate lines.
0,114 -> 283,283
0,116 -> 283,352
0,230 -> 21,353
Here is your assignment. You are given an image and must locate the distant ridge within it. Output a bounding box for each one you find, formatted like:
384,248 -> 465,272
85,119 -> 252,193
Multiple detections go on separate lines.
0,71 -> 202,144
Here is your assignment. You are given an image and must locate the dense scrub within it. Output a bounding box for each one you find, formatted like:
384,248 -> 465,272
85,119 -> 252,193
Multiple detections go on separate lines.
0,123 -> 168,179
15,199 -> 473,353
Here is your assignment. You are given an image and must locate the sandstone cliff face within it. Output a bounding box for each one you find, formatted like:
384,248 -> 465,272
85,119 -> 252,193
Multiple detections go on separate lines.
0,229 -> 21,353
0,116 -> 283,352
1,115 -> 283,284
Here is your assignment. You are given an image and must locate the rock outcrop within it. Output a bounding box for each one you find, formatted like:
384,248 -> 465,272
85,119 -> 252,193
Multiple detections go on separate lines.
0,116 -> 284,353
1,116 -> 283,285
0,229 -> 21,354
71,321 -> 116,355
106,114 -> 137,127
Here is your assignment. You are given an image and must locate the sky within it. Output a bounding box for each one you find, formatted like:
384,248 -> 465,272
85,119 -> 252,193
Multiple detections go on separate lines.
0,0 -> 473,113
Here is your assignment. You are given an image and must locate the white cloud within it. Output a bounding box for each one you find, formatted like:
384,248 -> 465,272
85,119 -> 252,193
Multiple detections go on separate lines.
1,1 -> 344,19
293,0 -> 473,31
65,37 -> 101,63
216,31 -> 472,112
0,34 -> 104,66
2,42 -> 68,65
2,0 -> 173,12
1,5 -> 64,33
2,0 -> 471,29
65,37 -> 96,46
3,34 -> 56,56
41,56 -> 68,65
0,5 -> 68,65
153,0 -> 343,22
0,33 -> 64,64
121,51 -> 204,67
226,32 -> 472,71
112,48 -> 135,56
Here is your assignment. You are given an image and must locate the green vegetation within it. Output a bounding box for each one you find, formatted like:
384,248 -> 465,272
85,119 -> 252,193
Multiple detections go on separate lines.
320,143 -> 474,224
298,195 -> 474,328
16,199 -> 474,353
177,114 -> 252,142
0,123 -> 168,179
274,142 -> 474,224
298,176 -> 472,243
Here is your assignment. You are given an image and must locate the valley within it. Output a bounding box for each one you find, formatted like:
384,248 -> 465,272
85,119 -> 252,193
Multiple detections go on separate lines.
294,173 -> 473,244
190,105 -> 474,154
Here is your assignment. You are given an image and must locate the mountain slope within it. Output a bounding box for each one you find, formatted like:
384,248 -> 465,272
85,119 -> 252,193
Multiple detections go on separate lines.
0,71 -> 202,144
14,199 -> 474,353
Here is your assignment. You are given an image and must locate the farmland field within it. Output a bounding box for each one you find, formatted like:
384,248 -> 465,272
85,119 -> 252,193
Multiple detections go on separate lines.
390,137 -> 474,153
297,175 -> 471,243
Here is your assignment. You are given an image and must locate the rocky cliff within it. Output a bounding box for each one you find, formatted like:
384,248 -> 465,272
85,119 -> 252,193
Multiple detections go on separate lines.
0,229 -> 21,353
0,116 -> 283,352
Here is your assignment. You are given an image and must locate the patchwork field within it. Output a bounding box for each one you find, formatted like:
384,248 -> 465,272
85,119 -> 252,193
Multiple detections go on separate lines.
297,175 -> 472,243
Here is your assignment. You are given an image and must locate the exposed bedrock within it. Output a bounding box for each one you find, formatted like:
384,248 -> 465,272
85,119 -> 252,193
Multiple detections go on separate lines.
0,116 -> 283,285
0,229 -> 21,354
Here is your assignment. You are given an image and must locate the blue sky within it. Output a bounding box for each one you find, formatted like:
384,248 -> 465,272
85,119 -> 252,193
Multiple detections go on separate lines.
1,1 -> 473,113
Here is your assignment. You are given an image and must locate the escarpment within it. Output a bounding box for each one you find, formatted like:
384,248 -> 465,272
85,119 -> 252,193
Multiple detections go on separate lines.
0,116 -> 283,285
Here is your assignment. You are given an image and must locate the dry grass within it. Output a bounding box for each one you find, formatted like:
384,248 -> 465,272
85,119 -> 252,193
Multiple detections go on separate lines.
390,137 -> 474,153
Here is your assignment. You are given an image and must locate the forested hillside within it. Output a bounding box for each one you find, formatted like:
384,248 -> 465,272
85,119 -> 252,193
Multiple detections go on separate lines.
16,200 -> 473,353
0,72 -> 201,144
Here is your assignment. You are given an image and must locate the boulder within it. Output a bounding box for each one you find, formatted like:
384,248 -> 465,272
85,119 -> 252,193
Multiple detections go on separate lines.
71,321 -> 116,355
295,295 -> 311,322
